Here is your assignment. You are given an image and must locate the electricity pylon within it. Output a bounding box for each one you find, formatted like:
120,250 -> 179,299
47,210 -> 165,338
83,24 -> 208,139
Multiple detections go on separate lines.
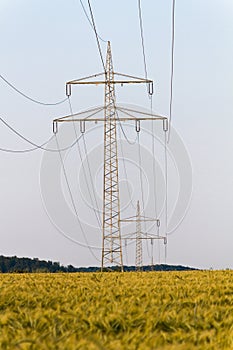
121,201 -> 167,269
53,41 -> 168,271
136,200 -> 143,271
102,42 -> 122,269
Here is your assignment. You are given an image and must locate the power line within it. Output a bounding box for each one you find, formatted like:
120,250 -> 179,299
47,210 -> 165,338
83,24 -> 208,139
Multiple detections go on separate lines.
0,136 -> 53,153
0,116 -> 82,153
164,129 -> 168,263
0,74 -> 67,106
79,0 -> 107,43
138,0 -> 148,80
138,0 -> 152,98
136,133 -> 145,213
118,123 -> 136,211
55,134 -> 100,262
82,134 -> 102,228
118,121 -> 137,146
168,0 -> 176,143
0,117 -> 52,150
68,98 -> 102,231
150,96 -> 162,263
87,0 -> 106,71
163,0 -> 176,263
116,111 -> 137,146
137,1 -> 171,264
150,97 -> 158,219
138,0 -> 158,227
137,132 -> 150,257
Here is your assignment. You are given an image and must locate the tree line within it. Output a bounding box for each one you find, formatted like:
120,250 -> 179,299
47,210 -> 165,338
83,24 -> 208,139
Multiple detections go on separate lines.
0,255 -> 196,273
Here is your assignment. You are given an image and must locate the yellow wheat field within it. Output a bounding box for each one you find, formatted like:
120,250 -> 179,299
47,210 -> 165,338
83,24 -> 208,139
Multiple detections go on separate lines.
0,271 -> 232,349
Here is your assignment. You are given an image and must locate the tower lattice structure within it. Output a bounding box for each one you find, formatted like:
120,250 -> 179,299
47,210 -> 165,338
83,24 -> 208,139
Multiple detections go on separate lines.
53,41 -> 168,271
102,42 -> 123,270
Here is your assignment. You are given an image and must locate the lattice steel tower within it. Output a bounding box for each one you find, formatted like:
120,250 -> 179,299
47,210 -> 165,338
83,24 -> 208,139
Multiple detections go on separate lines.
53,41 -> 168,271
102,42 -> 123,269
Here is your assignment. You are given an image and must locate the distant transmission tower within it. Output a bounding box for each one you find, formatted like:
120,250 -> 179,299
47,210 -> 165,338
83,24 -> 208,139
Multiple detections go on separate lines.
121,201 -> 167,269
53,41 -> 167,271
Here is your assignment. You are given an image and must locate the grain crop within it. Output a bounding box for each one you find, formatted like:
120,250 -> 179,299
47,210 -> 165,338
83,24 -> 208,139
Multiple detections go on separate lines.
0,271 -> 232,349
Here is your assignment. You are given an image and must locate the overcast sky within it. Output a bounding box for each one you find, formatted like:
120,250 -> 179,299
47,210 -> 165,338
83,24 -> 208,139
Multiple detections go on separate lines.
0,0 -> 232,269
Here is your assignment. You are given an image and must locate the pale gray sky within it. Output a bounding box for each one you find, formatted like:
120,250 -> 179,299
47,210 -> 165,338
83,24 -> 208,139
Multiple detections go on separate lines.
0,0 -> 232,269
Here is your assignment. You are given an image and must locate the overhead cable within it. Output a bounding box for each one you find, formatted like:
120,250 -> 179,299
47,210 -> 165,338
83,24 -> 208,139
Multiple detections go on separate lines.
137,132 -> 150,257
118,123 -> 136,211
150,96 -> 161,263
0,74 -> 67,106
150,97 -> 158,219
68,98 -> 102,231
168,0 -> 176,142
87,0 -> 106,71
138,0 -> 151,97
82,134 -> 102,228
136,133 -> 145,214
55,134 -> 100,262
79,0 -> 107,43
0,116 -> 81,153
116,111 -> 137,145
138,0 -> 148,80
164,129 -> 168,263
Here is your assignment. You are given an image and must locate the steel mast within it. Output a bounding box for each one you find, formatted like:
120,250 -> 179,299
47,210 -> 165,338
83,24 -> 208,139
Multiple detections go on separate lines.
53,41 -> 168,271
102,42 -> 123,270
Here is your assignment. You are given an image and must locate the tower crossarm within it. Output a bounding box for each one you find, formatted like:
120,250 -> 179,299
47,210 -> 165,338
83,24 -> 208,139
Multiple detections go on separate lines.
53,106 -> 168,133
66,72 -> 153,87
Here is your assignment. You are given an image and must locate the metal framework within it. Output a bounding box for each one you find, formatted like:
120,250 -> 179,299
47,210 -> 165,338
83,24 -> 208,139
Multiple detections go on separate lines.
120,201 -> 167,269
53,41 -> 168,271
102,42 -> 122,269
